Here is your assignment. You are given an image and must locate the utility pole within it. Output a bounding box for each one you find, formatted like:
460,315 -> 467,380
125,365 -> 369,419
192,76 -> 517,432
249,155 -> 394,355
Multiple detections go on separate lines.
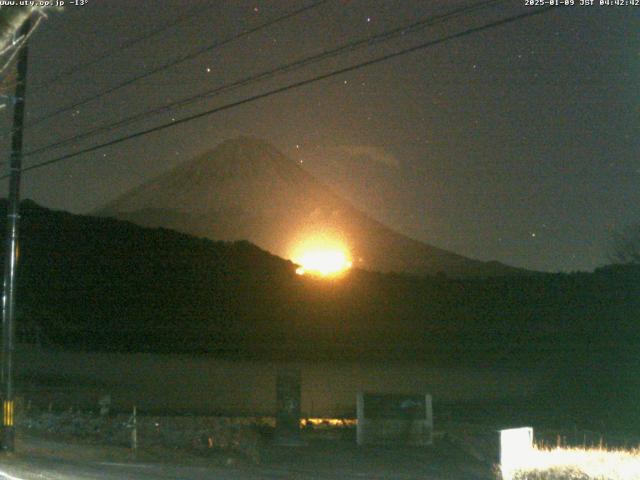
1,15 -> 31,453
0,7 -> 35,53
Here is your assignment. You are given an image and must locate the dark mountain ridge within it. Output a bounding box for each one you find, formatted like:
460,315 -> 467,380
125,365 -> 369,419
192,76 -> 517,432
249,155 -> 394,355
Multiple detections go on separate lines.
1,200 -> 638,366
97,137 -> 528,278
3,201 -> 638,431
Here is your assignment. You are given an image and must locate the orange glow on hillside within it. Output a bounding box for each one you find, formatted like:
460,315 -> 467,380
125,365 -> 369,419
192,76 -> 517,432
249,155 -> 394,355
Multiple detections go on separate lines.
291,235 -> 353,277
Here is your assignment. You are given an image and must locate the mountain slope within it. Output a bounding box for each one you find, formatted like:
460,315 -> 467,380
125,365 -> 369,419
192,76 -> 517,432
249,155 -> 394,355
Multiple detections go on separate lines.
1,200 -> 638,362
98,137 -> 524,277
4,201 -> 639,430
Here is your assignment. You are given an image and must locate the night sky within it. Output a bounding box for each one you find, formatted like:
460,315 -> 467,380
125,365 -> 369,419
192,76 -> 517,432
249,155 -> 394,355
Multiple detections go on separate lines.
0,0 -> 637,273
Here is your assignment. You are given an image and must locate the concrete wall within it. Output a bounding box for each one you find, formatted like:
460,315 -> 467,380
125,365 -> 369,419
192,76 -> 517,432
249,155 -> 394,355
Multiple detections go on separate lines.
15,346 -> 545,417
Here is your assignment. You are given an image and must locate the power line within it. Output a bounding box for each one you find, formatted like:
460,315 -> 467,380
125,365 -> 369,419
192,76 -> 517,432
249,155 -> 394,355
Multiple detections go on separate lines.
6,6 -> 554,179
23,0 -> 505,158
29,3 -> 220,90
22,0 -> 330,130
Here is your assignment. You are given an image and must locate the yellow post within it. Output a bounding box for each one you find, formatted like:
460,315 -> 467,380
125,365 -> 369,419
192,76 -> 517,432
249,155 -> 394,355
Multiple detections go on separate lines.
3,400 -> 14,427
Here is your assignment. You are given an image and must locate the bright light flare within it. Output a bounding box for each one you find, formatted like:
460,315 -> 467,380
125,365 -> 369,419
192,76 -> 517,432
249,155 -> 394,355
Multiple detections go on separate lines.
295,250 -> 352,277
291,236 -> 352,277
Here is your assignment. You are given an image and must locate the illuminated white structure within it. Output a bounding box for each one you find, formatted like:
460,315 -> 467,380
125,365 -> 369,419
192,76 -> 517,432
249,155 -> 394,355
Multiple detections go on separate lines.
500,427 -> 534,480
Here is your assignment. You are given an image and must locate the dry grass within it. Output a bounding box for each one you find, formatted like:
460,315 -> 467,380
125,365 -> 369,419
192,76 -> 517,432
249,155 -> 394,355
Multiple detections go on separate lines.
502,446 -> 640,480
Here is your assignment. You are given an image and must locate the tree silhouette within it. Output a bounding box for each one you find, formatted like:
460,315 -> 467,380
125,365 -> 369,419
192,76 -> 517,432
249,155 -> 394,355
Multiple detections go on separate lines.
611,224 -> 640,265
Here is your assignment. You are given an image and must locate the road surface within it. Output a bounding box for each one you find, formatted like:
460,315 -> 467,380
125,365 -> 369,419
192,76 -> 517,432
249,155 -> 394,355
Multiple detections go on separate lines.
0,435 -> 492,479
